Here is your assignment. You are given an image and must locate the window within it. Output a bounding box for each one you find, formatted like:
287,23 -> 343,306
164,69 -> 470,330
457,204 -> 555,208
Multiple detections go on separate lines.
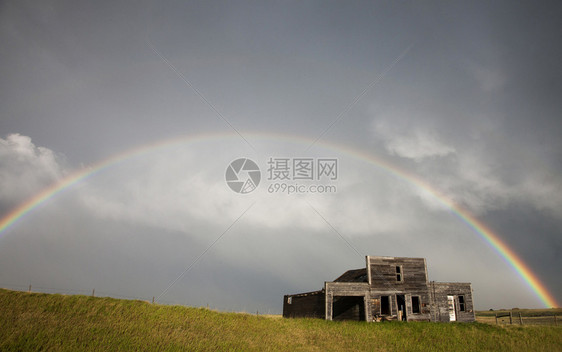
396,265 -> 403,282
458,295 -> 465,312
287,297 -> 292,304
411,296 -> 421,314
380,295 -> 391,315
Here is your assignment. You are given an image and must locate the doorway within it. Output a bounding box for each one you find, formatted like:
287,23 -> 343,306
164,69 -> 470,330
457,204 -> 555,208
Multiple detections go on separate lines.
447,295 -> 456,322
396,295 -> 407,321
380,295 -> 391,315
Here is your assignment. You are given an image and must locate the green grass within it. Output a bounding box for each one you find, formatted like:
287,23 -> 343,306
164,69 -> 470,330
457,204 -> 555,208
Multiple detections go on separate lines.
1,289 -> 561,351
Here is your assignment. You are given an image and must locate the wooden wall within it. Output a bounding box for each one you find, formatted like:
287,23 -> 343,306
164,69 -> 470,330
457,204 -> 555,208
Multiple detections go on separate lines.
367,257 -> 432,322
283,291 -> 325,319
367,292 -> 432,322
368,256 -> 429,291
429,282 -> 475,322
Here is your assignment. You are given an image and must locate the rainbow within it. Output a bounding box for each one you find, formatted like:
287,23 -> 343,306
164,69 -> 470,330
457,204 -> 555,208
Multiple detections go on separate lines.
0,132 -> 558,308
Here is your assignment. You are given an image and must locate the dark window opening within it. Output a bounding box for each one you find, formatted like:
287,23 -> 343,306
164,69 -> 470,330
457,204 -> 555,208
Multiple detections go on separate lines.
396,265 -> 403,282
380,295 -> 391,315
458,295 -> 465,312
411,296 -> 421,314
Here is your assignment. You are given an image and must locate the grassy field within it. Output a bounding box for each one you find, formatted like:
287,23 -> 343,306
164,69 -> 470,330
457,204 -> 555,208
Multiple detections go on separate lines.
1,289 -> 561,351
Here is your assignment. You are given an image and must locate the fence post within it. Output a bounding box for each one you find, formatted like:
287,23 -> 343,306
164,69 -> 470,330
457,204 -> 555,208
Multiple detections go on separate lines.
509,312 -> 512,325
519,312 -> 522,325
92,289 -> 95,297
152,296 -> 155,304
495,314 -> 498,325
28,284 -> 31,293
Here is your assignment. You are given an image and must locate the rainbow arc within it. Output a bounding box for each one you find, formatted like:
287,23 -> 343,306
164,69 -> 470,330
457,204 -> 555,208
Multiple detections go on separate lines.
0,132 -> 558,308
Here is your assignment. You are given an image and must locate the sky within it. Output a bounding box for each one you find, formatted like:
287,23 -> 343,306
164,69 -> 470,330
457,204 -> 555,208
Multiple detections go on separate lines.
0,1 -> 561,312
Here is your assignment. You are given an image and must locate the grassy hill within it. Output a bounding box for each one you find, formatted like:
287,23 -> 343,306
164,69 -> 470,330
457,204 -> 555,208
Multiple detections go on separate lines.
1,288 -> 560,351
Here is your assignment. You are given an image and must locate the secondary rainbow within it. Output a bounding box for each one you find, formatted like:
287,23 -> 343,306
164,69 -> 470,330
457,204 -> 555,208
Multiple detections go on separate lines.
0,132 -> 558,308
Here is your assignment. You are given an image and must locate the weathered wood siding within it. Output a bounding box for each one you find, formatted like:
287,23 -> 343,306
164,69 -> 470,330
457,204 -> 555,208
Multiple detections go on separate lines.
367,257 -> 432,321
367,292 -> 431,321
325,282 -> 370,296
368,257 -> 429,291
429,282 -> 475,322
371,297 -> 381,317
283,291 -> 325,319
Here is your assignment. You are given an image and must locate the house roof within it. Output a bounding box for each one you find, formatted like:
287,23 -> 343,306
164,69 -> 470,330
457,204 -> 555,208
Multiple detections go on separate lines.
285,289 -> 324,298
333,268 -> 368,282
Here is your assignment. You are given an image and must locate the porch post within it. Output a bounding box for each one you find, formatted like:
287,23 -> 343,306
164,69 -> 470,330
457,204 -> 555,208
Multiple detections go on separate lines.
325,293 -> 333,320
364,293 -> 372,322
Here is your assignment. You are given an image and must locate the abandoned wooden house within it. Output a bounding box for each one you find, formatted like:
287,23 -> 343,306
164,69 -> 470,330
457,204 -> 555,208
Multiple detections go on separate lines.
283,256 -> 475,322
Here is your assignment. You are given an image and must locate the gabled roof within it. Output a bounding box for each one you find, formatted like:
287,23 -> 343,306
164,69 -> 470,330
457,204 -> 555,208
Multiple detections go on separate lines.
333,268 -> 368,282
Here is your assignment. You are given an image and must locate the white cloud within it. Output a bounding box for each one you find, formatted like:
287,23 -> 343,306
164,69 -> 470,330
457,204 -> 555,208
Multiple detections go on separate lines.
73,141 -> 454,240
371,113 -> 562,218
374,120 -> 455,161
0,133 -> 66,204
